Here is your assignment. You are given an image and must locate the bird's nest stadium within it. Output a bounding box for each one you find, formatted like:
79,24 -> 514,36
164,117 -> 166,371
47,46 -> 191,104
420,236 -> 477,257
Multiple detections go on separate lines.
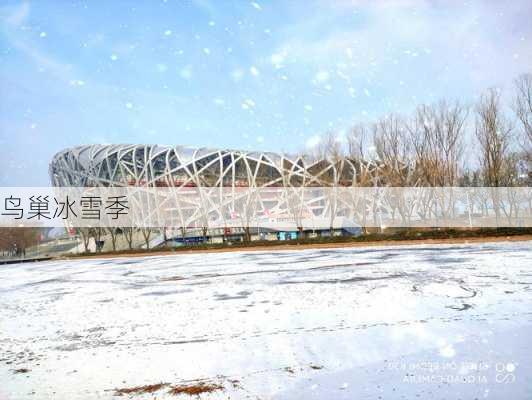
49,144 -> 386,188
46,145 -> 531,236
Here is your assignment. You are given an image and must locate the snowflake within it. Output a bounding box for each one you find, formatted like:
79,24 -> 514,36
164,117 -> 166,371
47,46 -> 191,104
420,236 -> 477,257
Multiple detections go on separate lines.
345,48 -> 353,59
241,99 -> 256,110
306,135 -> 321,148
164,30 -> 172,36
439,344 -> 456,358
314,70 -> 329,83
69,80 -> 85,86
39,32 -> 47,38
251,2 -> 262,10
110,54 -> 118,61
249,66 -> 260,76
125,102 -> 133,109
271,52 -> 285,68
180,66 -> 192,80
231,69 -> 244,81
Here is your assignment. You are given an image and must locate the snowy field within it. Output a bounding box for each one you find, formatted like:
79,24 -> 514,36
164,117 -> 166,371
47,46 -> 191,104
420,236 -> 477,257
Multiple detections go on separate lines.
1,240 -> 532,399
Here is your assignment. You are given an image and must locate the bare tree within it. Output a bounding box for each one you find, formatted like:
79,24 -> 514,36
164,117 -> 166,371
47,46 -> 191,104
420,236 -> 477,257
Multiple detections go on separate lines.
347,124 -> 368,161
122,227 -> 134,250
475,88 -> 515,225
139,228 -> 152,249
513,73 -> 532,158
373,114 -> 413,186
407,100 -> 467,187
107,228 -> 119,251
312,131 -> 344,162
475,88 -> 514,187
79,228 -> 91,253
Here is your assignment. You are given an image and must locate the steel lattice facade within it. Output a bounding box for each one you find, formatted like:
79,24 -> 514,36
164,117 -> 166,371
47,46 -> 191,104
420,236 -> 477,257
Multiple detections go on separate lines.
49,144 -> 391,188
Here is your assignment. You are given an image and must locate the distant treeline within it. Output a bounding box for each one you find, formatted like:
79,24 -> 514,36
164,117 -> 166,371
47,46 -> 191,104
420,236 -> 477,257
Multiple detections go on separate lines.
305,73 -> 532,187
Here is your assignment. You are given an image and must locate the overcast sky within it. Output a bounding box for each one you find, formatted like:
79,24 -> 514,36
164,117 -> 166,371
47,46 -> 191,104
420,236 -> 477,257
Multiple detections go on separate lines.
1,0 -> 531,185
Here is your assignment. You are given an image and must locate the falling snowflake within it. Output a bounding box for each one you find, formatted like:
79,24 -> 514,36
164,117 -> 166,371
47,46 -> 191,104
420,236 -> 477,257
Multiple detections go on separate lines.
314,70 -> 329,83
345,48 -> 353,59
251,2 -> 262,10
271,52 -> 285,68
69,80 -> 85,86
125,102 -> 133,109
256,136 -> 264,143
203,48 -> 211,55
180,66 -> 192,80
110,54 -> 118,61
164,30 -> 172,36
304,105 -> 313,112
439,344 -> 456,358
249,66 -> 260,76
306,135 -> 321,148
231,69 -> 244,81
39,32 -> 47,38
241,99 -> 255,110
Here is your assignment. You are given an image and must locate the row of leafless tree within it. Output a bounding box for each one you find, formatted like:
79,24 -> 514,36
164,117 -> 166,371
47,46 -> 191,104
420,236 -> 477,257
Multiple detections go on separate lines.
0,228 -> 40,256
77,227 -> 156,253
309,73 -> 532,187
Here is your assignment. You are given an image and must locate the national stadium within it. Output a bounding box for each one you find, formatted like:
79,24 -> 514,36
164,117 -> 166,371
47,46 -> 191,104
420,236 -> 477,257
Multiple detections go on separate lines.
47,145 -> 529,248
48,144 -> 385,244
49,144 -> 386,188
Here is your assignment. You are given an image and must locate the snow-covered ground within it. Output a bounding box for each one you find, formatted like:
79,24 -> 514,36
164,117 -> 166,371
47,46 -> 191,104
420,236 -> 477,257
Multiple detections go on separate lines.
1,241 -> 531,399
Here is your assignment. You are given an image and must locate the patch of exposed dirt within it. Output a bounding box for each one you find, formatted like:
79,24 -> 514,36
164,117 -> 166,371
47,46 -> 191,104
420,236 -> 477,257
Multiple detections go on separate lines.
13,368 -> 30,374
168,381 -> 224,396
114,382 -> 168,396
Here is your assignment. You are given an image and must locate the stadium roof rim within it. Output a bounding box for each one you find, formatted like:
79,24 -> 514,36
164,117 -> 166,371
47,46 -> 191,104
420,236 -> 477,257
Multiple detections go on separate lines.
51,144 -> 316,168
